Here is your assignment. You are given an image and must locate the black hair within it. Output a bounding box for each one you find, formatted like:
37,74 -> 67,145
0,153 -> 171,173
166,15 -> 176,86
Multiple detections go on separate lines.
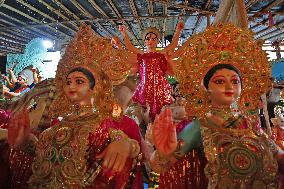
144,32 -> 158,40
67,67 -> 95,90
203,64 -> 242,89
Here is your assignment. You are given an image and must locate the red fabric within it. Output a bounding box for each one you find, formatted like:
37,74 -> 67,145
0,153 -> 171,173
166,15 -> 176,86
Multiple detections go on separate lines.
158,149 -> 208,189
14,87 -> 28,93
176,119 -> 192,134
97,116 -> 143,189
133,52 -> 173,120
0,109 -> 11,129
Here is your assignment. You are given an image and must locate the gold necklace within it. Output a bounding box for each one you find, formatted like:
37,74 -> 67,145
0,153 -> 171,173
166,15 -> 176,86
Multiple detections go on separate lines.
71,103 -> 96,116
209,106 -> 241,128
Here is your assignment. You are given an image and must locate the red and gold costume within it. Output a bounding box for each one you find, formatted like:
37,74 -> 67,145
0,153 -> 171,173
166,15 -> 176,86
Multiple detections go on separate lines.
157,120 -> 208,189
150,23 -> 278,188
29,115 -> 142,189
0,24 -> 142,189
133,52 -> 173,119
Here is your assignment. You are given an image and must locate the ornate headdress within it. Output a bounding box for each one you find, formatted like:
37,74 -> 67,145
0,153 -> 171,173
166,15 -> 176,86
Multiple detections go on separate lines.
48,24 -> 131,119
175,24 -> 271,118
142,27 -> 161,41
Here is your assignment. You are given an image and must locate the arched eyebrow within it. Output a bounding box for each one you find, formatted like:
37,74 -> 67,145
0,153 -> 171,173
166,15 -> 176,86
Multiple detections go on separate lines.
210,75 -> 225,80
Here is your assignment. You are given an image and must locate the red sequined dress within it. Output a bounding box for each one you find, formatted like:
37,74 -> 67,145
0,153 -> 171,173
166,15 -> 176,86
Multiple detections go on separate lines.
133,52 -> 173,120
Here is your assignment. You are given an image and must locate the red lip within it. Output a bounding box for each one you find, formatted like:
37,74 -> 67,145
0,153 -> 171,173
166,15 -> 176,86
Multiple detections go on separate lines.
224,92 -> 234,96
69,91 -> 76,95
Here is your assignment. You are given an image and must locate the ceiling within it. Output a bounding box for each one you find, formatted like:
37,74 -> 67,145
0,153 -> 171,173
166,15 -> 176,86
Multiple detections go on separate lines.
0,0 -> 283,55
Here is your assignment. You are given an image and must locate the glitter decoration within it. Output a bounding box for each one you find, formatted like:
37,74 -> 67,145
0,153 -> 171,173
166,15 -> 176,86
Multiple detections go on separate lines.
48,24 -> 131,120
175,23 -> 271,118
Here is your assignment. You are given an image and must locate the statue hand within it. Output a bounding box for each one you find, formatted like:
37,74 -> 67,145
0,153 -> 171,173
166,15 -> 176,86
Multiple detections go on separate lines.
145,123 -> 154,144
153,108 -> 177,155
1,75 -> 7,81
111,36 -> 122,48
31,67 -> 37,73
119,25 -> 126,33
96,137 -> 131,173
8,109 -> 30,148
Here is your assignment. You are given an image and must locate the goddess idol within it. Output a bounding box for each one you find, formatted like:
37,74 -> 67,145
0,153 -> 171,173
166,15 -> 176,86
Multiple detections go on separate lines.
150,23 -> 284,189
116,21 -> 186,120
6,24 -> 142,189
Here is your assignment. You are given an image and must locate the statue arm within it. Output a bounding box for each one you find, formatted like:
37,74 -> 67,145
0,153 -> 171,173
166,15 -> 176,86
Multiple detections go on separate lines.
8,68 -> 17,84
162,20 -> 184,54
119,25 -> 143,55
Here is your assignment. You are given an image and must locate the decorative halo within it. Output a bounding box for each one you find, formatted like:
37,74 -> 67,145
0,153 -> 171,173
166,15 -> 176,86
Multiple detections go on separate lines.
175,24 -> 271,118
48,24 -> 130,120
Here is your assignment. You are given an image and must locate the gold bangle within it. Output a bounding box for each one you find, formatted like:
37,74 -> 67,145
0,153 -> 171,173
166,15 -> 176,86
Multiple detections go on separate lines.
109,128 -> 128,142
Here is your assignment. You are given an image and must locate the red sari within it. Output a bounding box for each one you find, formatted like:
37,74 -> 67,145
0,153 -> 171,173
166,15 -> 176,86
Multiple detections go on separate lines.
133,52 -> 173,120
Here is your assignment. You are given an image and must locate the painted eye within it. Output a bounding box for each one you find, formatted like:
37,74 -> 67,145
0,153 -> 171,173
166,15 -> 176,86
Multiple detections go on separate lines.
76,79 -> 85,84
213,79 -> 225,84
231,79 -> 240,84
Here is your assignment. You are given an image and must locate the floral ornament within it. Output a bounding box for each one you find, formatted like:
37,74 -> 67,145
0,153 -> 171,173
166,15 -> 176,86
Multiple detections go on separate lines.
175,24 -> 271,119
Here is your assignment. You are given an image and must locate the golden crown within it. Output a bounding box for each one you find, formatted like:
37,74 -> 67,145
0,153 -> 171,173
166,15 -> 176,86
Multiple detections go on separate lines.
175,23 -> 271,118
48,24 -> 131,119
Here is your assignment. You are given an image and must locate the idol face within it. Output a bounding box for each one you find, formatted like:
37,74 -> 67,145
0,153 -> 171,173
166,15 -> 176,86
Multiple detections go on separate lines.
144,33 -> 159,49
64,71 -> 94,105
207,68 -> 241,107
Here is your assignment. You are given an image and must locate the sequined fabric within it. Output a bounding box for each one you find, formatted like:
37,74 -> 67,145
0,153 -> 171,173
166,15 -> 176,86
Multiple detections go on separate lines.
29,117 -> 142,189
9,148 -> 34,189
158,149 -> 208,189
133,52 -> 173,120
201,117 -> 279,189
158,120 -> 208,189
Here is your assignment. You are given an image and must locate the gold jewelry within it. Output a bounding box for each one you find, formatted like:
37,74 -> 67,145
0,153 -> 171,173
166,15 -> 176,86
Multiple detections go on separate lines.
210,106 -> 239,120
176,24 -> 271,119
71,103 -> 96,115
109,128 -> 128,142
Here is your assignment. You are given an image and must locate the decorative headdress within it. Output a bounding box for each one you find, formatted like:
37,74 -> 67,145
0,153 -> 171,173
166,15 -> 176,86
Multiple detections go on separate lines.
142,27 -> 161,40
175,23 -> 271,118
48,24 -> 131,119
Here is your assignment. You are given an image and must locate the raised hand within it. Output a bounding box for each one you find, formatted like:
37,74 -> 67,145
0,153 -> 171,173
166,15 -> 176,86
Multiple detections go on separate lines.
1,75 -> 7,81
153,108 -> 177,155
8,109 -> 30,147
31,67 -> 37,73
118,25 -> 127,33
8,68 -> 13,73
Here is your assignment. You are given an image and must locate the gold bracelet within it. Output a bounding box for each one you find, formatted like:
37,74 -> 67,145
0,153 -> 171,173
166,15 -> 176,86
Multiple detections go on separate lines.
109,128 -> 128,142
